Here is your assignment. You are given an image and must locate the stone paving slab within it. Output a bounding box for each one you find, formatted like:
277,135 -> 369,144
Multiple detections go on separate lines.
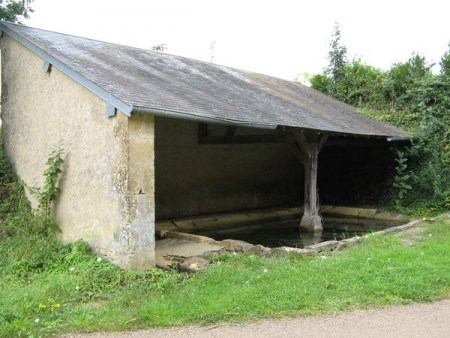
155,238 -> 224,258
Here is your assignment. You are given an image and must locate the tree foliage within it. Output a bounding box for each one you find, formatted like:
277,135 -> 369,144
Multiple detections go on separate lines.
151,44 -> 167,52
326,22 -> 348,99
440,43 -> 450,75
0,0 -> 33,23
309,27 -> 450,212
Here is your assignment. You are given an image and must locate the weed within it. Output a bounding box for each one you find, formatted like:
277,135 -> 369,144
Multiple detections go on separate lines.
393,150 -> 412,207
28,145 -> 64,231
0,145 -> 64,241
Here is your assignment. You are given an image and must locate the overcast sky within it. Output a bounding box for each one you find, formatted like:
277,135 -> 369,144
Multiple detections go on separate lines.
26,0 -> 450,81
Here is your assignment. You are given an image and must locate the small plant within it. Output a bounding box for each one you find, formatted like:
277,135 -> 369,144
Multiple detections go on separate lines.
445,192 -> 450,209
28,146 -> 65,230
0,140 -> 18,210
39,298 -> 61,312
393,150 -> 412,207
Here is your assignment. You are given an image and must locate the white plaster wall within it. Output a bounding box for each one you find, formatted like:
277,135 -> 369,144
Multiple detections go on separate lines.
1,36 -> 155,269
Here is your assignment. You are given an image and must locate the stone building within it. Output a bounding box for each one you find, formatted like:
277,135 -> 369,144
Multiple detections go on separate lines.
0,22 -> 408,269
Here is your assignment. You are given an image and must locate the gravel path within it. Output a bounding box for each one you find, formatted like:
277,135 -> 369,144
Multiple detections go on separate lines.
64,299 -> 450,338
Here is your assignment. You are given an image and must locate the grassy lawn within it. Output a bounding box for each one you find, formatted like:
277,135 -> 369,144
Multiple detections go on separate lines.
1,218 -> 450,337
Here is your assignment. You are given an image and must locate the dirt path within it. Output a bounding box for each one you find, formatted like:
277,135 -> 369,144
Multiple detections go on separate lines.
64,299 -> 450,338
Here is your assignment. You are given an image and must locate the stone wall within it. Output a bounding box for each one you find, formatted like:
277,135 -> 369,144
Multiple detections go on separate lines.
1,36 -> 155,269
154,117 -> 303,219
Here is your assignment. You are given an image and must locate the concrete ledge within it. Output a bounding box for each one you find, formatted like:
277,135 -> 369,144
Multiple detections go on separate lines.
373,211 -> 408,222
341,236 -> 363,246
321,206 -> 407,223
156,206 -> 303,234
154,218 -> 424,272
272,246 -> 316,256
172,220 -> 199,232
156,205 -> 408,235
323,206 -> 363,217
319,205 -> 334,213
358,209 -> 378,218
156,221 -> 177,233
154,207 -> 422,268
376,220 -> 421,235
162,231 -> 218,244
306,240 -> 341,252
220,239 -> 254,252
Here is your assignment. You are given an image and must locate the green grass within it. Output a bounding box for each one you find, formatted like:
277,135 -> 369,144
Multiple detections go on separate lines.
1,219 -> 450,337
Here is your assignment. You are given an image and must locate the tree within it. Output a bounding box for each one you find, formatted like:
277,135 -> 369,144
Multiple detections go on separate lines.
340,59 -> 386,107
388,53 -> 433,108
309,26 -> 450,211
309,23 -> 349,101
151,44 -> 167,52
440,42 -> 450,75
0,0 -> 33,23
326,22 -> 348,99
308,73 -> 331,94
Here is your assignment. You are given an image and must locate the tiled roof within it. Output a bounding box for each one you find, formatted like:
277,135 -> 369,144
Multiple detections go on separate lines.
0,22 -> 408,137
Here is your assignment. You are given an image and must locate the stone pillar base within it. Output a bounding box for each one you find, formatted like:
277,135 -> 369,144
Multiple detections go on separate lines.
300,215 -> 323,232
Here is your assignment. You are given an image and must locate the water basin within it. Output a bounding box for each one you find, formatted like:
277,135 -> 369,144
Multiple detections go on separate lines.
197,217 -> 403,248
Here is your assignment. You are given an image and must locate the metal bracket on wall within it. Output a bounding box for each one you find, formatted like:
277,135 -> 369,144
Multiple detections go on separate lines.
106,103 -> 116,117
43,60 -> 52,72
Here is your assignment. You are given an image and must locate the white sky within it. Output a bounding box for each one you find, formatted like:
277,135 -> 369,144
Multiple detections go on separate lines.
26,0 -> 450,81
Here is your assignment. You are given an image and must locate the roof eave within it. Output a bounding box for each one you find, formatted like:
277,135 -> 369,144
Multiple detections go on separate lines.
132,106 -> 279,130
280,125 -> 411,140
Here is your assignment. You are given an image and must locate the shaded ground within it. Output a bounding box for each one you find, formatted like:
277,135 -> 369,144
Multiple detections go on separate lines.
64,299 -> 450,338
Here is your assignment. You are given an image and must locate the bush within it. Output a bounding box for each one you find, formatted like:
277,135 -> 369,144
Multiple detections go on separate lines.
0,141 -> 17,206
310,27 -> 450,213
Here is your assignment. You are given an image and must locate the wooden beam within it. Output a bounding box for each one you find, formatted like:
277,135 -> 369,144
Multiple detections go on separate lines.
225,126 -> 237,137
318,133 -> 330,152
293,130 -> 312,158
289,143 -> 306,165
199,134 -> 289,144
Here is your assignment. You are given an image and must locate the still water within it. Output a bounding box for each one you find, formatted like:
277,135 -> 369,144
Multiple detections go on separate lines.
200,218 -> 401,248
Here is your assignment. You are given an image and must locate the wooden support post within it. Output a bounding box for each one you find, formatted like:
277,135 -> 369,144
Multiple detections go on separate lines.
300,134 -> 322,232
293,131 -> 329,232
